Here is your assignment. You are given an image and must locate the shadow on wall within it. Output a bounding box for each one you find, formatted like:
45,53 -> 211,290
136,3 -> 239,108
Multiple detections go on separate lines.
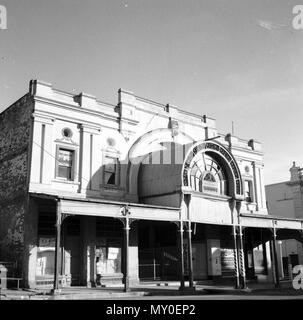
85,141 -> 187,204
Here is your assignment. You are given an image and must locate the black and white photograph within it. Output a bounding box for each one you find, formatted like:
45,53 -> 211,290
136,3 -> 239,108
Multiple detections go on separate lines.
0,0 -> 303,316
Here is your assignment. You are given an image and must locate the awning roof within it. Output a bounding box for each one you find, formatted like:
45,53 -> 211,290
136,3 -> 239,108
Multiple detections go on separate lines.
29,192 -> 183,223
29,192 -> 303,230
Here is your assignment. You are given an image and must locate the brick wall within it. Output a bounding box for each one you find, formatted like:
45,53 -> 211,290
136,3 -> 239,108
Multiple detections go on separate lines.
0,94 -> 32,276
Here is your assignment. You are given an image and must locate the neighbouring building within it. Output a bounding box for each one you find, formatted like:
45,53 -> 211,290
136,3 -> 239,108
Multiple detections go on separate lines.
1,79 -> 303,291
266,162 -> 303,279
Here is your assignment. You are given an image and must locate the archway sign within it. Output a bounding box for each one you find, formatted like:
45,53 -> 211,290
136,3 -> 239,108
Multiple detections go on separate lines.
182,141 -> 243,198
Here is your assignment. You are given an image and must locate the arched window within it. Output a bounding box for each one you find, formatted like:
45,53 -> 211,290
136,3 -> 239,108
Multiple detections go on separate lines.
189,153 -> 227,195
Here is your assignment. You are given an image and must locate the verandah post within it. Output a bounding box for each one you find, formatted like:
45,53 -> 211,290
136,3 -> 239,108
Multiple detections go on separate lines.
52,198 -> 62,294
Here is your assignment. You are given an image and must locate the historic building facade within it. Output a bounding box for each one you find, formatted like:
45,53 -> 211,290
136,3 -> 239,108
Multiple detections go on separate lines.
1,79 -> 303,291
266,162 -> 303,279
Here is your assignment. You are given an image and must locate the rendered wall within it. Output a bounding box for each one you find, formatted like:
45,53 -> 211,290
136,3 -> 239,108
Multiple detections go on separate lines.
265,182 -> 295,219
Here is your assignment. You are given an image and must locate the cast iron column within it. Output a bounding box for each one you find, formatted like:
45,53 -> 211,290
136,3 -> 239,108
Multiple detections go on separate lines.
278,241 -> 284,279
184,194 -> 194,289
186,222 -> 194,288
53,199 -> 62,293
122,206 -> 131,292
232,225 -> 240,289
238,225 -> 247,289
178,220 -> 185,290
272,227 -> 280,288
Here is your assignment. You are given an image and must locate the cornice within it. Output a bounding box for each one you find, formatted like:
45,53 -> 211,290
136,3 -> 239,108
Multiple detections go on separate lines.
33,95 -> 118,122
32,109 -> 119,132
231,145 -> 263,156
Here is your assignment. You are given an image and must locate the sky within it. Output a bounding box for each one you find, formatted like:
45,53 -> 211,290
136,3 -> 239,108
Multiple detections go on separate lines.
0,0 -> 303,185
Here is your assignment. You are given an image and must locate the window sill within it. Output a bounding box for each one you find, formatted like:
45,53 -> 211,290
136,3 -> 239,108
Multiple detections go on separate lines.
245,201 -> 257,206
189,190 -> 232,201
52,179 -> 80,185
100,184 -> 120,189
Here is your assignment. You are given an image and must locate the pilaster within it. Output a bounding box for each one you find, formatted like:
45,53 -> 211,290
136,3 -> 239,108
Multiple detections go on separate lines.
79,124 -> 101,194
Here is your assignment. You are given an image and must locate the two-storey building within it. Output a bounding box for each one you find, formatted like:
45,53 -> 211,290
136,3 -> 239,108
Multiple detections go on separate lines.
1,79 -> 303,290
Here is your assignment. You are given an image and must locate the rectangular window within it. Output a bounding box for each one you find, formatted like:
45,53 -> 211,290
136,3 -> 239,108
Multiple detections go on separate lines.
57,148 -> 74,180
245,180 -> 253,202
104,156 -> 118,185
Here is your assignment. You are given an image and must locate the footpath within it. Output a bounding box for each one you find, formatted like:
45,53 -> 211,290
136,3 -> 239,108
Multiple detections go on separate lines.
1,280 -> 302,300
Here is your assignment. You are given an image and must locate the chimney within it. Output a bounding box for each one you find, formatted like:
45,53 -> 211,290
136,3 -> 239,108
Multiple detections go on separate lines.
290,161 -> 301,182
